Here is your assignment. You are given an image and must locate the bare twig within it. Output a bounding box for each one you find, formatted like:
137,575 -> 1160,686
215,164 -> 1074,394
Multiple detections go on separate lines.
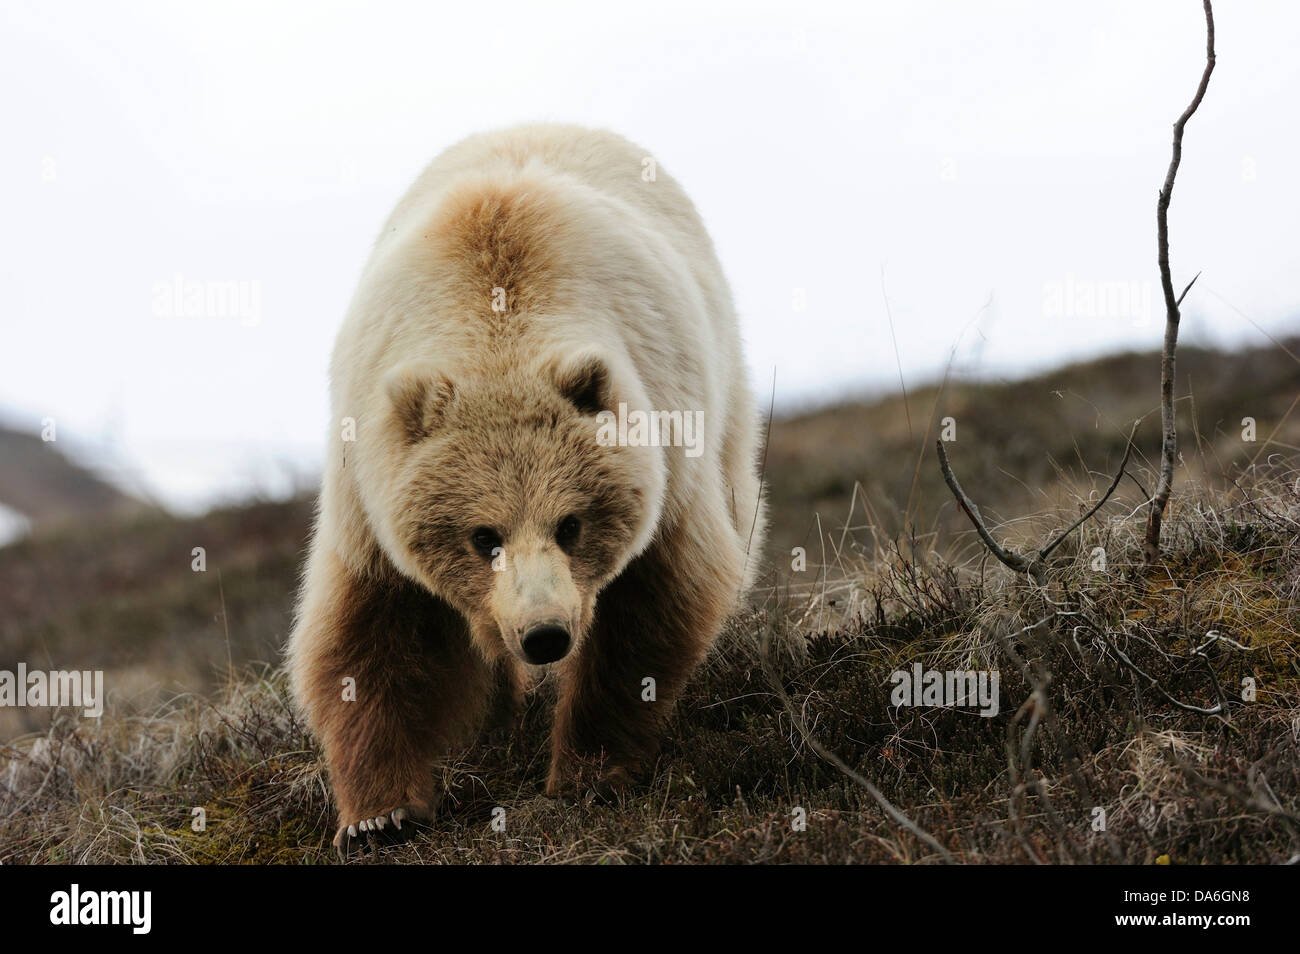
1040,420 -> 1140,562
1104,636 -> 1223,716
936,421 -> 1137,582
1143,0 -> 1216,564
936,440 -> 1046,584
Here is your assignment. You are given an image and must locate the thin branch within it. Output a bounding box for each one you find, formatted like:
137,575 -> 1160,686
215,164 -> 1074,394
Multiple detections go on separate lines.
1039,420 -> 1140,562
1144,0 -> 1216,563
1175,270 -> 1202,307
935,440 -> 1045,584
936,421 -> 1136,582
1105,636 -> 1223,716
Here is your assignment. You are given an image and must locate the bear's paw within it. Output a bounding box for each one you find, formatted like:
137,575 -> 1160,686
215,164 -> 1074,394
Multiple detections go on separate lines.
332,805 -> 430,860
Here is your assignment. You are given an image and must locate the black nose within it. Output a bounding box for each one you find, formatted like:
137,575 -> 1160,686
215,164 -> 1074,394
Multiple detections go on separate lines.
521,625 -> 571,664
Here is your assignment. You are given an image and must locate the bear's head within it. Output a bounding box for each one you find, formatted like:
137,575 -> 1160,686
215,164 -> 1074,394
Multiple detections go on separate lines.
371,348 -> 665,667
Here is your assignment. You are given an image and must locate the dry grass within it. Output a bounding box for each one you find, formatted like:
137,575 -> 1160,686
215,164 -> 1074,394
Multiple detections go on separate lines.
2,459 -> 1296,864
0,498 -> 313,739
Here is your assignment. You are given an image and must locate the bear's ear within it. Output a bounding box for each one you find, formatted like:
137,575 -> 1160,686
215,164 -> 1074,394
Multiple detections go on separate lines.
553,352 -> 612,415
385,365 -> 455,444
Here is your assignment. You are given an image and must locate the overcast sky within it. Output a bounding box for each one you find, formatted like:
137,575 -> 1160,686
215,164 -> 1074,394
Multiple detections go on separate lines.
1,0 -> 1297,511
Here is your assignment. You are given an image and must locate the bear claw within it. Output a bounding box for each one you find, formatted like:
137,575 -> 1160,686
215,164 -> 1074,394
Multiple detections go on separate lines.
333,807 -> 422,860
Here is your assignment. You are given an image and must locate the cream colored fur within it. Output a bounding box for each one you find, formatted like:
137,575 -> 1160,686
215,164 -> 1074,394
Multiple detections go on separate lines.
287,124 -> 767,848
310,123 -> 765,595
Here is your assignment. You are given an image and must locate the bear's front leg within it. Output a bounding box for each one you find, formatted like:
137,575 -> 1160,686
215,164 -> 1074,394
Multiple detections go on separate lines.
289,547 -> 497,857
547,521 -> 745,798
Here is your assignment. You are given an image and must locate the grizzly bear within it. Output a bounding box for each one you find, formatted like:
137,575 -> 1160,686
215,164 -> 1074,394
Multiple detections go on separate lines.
288,124 -> 767,855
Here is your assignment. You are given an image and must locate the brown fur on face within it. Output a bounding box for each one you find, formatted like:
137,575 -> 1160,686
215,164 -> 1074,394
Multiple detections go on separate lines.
386,357 -> 651,665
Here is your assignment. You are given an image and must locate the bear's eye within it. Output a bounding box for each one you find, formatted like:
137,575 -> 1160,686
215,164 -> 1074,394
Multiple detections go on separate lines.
470,527 -> 503,559
556,515 -> 581,550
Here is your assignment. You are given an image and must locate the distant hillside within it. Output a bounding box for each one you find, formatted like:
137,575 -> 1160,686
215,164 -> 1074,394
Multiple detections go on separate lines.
0,497 -> 312,739
0,426 -> 150,541
764,340 -> 1300,564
